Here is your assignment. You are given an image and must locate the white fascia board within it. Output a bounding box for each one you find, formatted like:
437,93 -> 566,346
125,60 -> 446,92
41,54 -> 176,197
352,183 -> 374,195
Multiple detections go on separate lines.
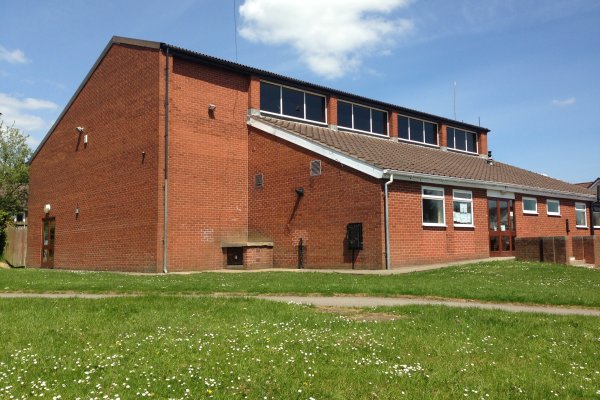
247,117 -> 385,179
386,170 -> 595,202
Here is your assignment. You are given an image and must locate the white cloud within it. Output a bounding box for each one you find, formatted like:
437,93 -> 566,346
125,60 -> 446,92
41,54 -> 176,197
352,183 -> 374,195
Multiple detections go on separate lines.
551,97 -> 576,107
239,0 -> 413,79
0,92 -> 58,132
0,45 -> 27,64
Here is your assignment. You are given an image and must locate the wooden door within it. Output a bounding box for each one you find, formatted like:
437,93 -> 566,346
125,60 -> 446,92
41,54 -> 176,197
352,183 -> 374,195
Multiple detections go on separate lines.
488,199 -> 516,256
41,217 -> 55,268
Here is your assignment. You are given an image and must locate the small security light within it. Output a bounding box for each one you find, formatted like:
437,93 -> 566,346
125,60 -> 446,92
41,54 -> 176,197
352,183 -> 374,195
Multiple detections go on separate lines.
44,204 -> 51,214
75,205 -> 80,217
76,126 -> 84,133
208,104 -> 217,111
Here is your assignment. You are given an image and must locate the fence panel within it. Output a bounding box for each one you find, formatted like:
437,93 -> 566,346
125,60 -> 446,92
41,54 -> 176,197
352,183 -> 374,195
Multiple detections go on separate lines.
4,224 -> 27,267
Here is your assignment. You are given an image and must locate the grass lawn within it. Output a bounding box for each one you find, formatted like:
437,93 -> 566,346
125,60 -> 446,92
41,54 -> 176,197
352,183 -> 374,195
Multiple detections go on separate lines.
0,296 -> 599,399
1,261 -> 600,307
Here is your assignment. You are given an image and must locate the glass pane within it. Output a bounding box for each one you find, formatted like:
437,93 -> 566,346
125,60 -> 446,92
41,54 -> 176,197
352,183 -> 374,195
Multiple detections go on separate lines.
423,199 -> 444,224
353,105 -> 371,132
43,222 -> 49,245
488,200 -> 497,231
523,198 -> 537,212
453,201 -> 472,224
424,122 -> 437,145
454,191 -> 471,200
337,101 -> 352,128
49,222 -> 55,246
260,82 -> 280,113
576,210 -> 586,226
48,248 -> 54,261
547,201 -> 559,214
509,200 -> 515,231
512,236 -> 516,251
594,212 -> 600,227
398,116 -> 409,139
282,87 -> 304,119
423,188 -> 443,197
371,109 -> 387,135
410,119 -> 424,142
499,201 -> 509,231
455,129 -> 466,151
447,127 -> 455,149
43,249 -> 49,262
466,131 -> 477,152
305,93 -> 325,122
502,236 -> 511,252
489,237 -> 499,252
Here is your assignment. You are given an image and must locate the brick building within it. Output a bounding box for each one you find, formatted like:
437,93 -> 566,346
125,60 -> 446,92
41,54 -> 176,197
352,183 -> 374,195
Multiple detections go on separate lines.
27,37 -> 599,272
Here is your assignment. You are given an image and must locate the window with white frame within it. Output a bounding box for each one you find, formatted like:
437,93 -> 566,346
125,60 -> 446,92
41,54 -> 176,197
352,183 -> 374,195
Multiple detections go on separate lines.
575,203 -> 587,228
522,197 -> 538,214
422,187 -> 445,226
546,199 -> 560,216
260,81 -> 326,123
337,100 -> 388,136
398,115 -> 438,146
447,127 -> 478,153
593,211 -> 600,228
453,190 -> 473,226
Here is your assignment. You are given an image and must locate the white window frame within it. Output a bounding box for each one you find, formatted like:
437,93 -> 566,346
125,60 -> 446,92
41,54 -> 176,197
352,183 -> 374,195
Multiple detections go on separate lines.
522,197 -> 538,215
546,199 -> 560,216
575,202 -> 587,228
422,186 -> 446,227
398,114 -> 439,148
260,80 -> 328,125
337,100 -> 389,137
452,189 -> 474,227
447,126 -> 479,154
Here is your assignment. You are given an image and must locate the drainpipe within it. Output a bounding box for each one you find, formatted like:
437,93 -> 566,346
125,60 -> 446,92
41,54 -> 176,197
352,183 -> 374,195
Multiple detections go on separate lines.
384,171 -> 394,271
163,46 -> 170,274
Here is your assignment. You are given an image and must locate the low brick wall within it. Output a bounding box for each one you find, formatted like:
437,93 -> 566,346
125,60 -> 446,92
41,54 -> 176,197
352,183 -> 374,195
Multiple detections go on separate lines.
515,236 -> 568,264
244,246 -> 274,269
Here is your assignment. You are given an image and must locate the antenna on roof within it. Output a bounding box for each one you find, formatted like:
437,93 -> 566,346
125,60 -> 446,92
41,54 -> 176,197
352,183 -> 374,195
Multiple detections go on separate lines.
233,0 -> 239,62
453,81 -> 457,120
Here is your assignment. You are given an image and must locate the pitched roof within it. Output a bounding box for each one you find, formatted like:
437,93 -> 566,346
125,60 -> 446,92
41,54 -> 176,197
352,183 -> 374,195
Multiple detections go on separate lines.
249,115 -> 595,200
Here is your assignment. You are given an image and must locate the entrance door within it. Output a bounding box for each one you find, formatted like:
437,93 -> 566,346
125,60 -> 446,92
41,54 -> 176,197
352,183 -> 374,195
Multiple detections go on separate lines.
41,217 -> 55,268
488,199 -> 516,256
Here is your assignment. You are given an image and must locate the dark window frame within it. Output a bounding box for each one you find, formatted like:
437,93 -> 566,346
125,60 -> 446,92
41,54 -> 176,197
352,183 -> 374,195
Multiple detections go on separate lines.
447,126 -> 479,154
259,81 -> 327,124
337,100 -> 389,136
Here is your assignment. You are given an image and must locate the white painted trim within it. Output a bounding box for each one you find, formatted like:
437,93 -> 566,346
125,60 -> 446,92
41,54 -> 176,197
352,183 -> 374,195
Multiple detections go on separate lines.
247,117 -> 385,179
546,199 -> 561,216
575,202 -> 588,228
422,186 -> 446,226
522,197 -> 538,215
453,189 -> 474,227
487,190 -> 515,200
337,100 -> 389,136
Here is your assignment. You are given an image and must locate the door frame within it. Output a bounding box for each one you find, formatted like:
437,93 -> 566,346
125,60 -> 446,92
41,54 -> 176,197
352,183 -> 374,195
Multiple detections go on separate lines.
488,198 -> 516,257
41,217 -> 55,268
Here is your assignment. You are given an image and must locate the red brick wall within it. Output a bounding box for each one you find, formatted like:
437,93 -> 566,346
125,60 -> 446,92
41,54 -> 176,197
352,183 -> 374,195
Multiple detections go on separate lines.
248,128 -> 385,269
27,44 -> 162,271
387,182 -> 489,266
165,57 -> 250,270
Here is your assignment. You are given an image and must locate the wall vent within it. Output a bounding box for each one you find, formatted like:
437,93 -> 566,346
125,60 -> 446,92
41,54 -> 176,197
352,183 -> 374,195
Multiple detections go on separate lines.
310,160 -> 321,176
254,173 -> 264,188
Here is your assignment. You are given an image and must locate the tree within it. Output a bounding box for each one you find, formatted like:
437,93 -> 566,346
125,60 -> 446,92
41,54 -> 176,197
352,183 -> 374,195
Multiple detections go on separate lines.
0,119 -> 32,230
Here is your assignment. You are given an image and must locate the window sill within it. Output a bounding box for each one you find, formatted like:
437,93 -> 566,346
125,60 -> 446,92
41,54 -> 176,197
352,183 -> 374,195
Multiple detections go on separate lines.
547,213 -> 561,217
260,111 -> 328,126
454,224 -> 475,228
576,225 -> 588,229
423,223 -> 447,228
523,211 -> 538,215
338,126 -> 389,138
398,138 -> 439,149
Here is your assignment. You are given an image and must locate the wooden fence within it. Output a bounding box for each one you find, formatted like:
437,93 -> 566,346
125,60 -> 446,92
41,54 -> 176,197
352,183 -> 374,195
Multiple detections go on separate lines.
4,224 -> 27,267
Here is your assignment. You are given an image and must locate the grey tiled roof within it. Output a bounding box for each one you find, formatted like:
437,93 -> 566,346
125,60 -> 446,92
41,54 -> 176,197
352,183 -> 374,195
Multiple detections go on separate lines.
252,116 -> 594,198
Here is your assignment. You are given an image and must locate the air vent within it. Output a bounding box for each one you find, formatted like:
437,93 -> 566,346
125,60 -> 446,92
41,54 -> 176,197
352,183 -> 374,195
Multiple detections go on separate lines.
254,173 -> 264,188
310,160 -> 321,176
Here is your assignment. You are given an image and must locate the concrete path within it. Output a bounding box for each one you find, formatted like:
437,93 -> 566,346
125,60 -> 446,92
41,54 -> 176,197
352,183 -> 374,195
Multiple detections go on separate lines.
1,292 -> 599,317
257,295 -> 600,317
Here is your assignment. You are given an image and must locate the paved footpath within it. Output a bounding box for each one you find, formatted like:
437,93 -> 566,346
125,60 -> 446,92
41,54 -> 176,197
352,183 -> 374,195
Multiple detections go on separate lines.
1,292 -> 599,317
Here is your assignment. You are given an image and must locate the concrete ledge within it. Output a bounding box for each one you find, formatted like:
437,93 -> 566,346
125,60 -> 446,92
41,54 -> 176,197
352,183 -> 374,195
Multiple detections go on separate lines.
221,242 -> 273,248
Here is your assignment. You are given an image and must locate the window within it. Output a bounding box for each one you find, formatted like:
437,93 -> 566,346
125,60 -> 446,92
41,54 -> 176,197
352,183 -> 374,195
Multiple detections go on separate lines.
453,190 -> 473,226
522,197 -> 538,214
260,81 -> 326,123
337,100 -> 388,135
575,203 -> 587,228
398,115 -> 438,146
254,173 -> 264,188
310,160 -> 321,176
593,211 -> 600,228
422,186 -> 445,226
447,127 -> 478,153
546,199 -> 560,216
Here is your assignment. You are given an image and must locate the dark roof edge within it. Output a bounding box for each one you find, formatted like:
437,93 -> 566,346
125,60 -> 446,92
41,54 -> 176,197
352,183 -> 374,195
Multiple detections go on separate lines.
159,41 -> 490,133
28,36 -> 163,164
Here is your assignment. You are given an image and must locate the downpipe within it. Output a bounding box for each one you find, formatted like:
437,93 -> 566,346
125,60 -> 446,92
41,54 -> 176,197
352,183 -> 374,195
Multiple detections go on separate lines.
384,172 -> 394,271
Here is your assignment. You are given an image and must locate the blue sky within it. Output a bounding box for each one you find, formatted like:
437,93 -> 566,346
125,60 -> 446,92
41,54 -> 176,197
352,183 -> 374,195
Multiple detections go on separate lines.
1,0 -> 598,183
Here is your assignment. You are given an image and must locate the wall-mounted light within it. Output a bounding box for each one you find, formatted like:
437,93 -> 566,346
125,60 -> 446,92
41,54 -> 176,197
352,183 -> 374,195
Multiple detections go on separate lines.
44,204 -> 51,214
208,104 -> 217,111
75,126 -> 84,133
75,204 -> 80,217
83,134 -> 88,144
295,188 -> 304,196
